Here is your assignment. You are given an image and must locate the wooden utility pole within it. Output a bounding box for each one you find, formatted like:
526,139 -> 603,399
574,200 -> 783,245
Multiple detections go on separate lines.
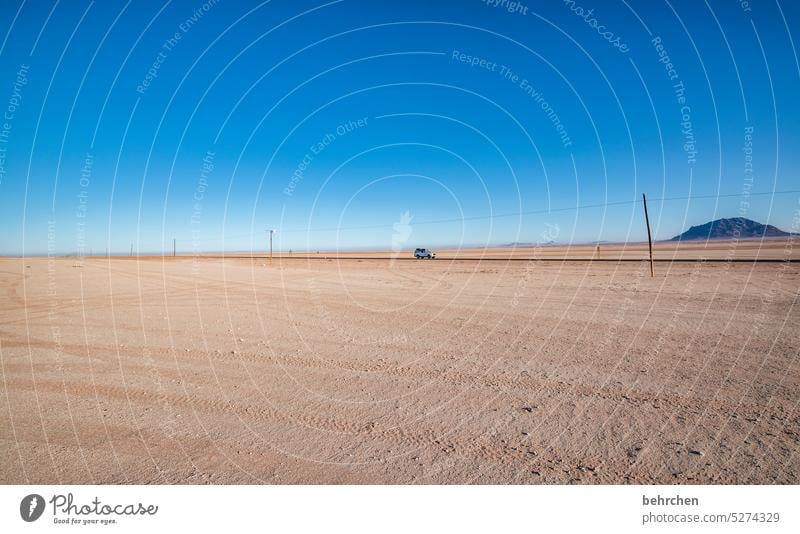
642,193 -> 654,277
173,238 -> 176,257
268,229 -> 274,259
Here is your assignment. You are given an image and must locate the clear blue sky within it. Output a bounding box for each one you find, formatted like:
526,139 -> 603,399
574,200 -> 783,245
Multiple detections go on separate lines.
1,0 -> 798,254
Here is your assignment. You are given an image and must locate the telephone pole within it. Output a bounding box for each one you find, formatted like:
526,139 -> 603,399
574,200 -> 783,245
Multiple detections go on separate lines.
642,193 -> 654,277
268,229 -> 274,259
173,238 -> 176,257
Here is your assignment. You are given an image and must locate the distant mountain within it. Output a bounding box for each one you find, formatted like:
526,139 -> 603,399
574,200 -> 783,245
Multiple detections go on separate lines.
670,217 -> 792,241
503,241 -> 558,247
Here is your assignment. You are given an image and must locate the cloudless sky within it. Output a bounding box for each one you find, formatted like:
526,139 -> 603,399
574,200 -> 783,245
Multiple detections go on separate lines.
0,0 -> 798,254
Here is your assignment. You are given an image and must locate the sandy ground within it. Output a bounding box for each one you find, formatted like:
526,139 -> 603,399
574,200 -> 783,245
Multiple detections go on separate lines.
1,246 -> 799,484
260,237 -> 800,261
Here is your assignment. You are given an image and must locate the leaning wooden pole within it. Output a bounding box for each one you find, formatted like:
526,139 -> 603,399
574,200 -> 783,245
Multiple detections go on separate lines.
268,230 -> 273,260
642,193 -> 654,277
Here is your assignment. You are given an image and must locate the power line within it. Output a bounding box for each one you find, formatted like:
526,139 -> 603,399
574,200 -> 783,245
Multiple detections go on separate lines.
274,189 -> 800,234
172,189 -> 800,244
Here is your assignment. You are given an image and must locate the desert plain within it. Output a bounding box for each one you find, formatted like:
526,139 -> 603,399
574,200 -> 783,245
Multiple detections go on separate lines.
1,240 -> 799,484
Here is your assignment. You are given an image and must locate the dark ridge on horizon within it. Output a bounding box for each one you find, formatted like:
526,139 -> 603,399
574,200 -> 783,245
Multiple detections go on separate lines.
671,217 -> 794,241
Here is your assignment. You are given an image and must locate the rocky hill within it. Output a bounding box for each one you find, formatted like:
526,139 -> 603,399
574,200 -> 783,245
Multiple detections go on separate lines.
670,217 -> 792,241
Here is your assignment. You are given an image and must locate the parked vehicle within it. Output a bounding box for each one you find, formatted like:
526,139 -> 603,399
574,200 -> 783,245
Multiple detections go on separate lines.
414,248 -> 436,259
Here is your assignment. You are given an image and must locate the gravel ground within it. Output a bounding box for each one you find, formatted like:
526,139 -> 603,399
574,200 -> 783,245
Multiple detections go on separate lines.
1,251 -> 798,483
